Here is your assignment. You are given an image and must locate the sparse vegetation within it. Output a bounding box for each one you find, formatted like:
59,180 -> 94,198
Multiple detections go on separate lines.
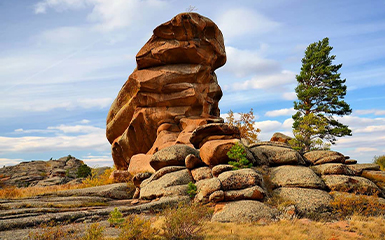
82,167 -> 115,187
226,109 -> 260,144
108,208 -> 125,227
81,223 -> 105,240
373,155 -> 385,170
187,182 -> 197,199
27,222 -> 79,240
117,214 -> 160,240
161,202 -> 212,240
77,164 -> 92,178
227,142 -> 252,170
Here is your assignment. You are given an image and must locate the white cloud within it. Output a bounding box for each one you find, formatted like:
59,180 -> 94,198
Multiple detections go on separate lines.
47,125 -> 102,133
282,92 -> 297,100
355,109 -> 385,116
265,108 -> 295,117
34,0 -> 169,32
223,46 -> 280,78
216,8 -> 280,40
0,158 -> 23,167
354,147 -> 378,152
81,155 -> 113,167
80,119 -> 91,124
232,70 -> 296,91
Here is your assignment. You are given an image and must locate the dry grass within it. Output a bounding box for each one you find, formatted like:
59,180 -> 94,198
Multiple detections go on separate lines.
203,215 -> 385,240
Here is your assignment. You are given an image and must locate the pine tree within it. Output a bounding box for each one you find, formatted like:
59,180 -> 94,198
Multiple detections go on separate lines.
292,37 -> 352,152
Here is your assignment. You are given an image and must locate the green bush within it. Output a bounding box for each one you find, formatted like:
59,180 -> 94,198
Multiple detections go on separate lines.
187,182 -> 197,199
227,142 -> 252,170
161,203 -> 212,240
76,164 -> 92,178
373,155 -> 385,171
82,223 -> 105,240
117,214 -> 160,240
108,207 -> 125,227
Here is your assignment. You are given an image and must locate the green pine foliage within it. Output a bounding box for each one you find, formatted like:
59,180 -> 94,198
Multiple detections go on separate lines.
227,142 -> 252,170
108,207 -> 125,227
292,37 -> 352,152
76,164 -> 92,178
187,182 -> 197,199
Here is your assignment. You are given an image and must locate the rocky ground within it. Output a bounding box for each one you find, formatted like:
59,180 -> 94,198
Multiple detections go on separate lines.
0,183 -> 186,239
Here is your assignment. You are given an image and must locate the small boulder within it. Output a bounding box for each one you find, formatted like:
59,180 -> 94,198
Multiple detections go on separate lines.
211,200 -> 277,223
191,166 -> 213,182
195,178 -> 222,202
311,163 -> 354,176
270,165 -> 326,189
303,150 -> 345,165
218,168 -> 263,191
128,154 -> 155,174
270,132 -> 292,144
347,164 -> 381,175
150,166 -> 186,182
190,123 -> 241,149
224,186 -> 265,201
344,159 -> 358,164
185,154 -> 205,169
209,190 -> 225,202
132,172 -> 153,187
109,170 -> 131,183
322,175 -> 381,195
249,145 -> 305,166
272,187 -> 332,214
150,145 -> 199,171
199,139 -> 239,166
212,164 -> 234,177
140,168 -> 192,199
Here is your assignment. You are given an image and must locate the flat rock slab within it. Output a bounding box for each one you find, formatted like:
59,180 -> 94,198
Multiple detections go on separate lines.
249,145 -> 305,166
150,145 -> 199,171
189,123 -> 240,149
212,200 -> 278,223
347,164 -> 381,175
270,166 -> 326,189
273,187 -> 332,213
304,150 -> 345,165
41,183 -> 134,199
311,163 -> 355,176
362,170 -> 385,190
322,175 -> 380,195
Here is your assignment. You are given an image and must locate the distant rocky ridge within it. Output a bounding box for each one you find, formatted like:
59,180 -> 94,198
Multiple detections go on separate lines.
0,156 -> 89,188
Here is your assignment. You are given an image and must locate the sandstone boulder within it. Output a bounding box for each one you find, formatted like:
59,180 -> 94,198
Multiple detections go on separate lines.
150,145 -> 199,171
311,163 -> 355,176
189,123 -> 240,148
109,170 -> 131,183
224,186 -> 265,201
270,165 -> 326,189
212,164 -> 234,177
128,154 -> 154,174
106,12 -> 226,169
140,168 -> 192,199
191,166 -> 213,181
199,139 -> 239,166
212,200 -> 278,223
132,172 -> 153,187
272,187 -> 332,214
218,168 -> 263,191
209,190 -> 225,202
322,175 -> 380,195
303,150 -> 345,165
270,132 -> 292,144
249,145 -> 305,166
185,154 -> 205,169
347,164 -> 381,175
361,170 -> 385,190
195,178 -> 222,202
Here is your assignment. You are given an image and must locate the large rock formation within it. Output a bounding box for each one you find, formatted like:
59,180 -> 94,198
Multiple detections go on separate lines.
106,12 -> 226,170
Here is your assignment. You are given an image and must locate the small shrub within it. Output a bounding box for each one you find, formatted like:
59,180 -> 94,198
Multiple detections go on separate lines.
330,192 -> 385,218
373,155 -> 385,170
66,155 -> 73,161
227,142 -> 252,170
108,207 -> 125,227
27,223 -> 77,240
77,164 -> 92,178
82,167 -> 114,187
118,214 -> 160,240
82,223 -> 105,240
161,203 -> 212,240
187,182 -> 197,199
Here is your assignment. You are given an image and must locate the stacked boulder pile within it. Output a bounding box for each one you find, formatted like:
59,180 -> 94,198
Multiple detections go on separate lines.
107,12 -> 385,222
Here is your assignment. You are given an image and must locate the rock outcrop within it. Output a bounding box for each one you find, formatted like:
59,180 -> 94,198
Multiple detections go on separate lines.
106,12 -> 226,171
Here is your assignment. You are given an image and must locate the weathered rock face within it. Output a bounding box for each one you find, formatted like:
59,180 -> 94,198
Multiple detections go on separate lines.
106,12 -> 226,170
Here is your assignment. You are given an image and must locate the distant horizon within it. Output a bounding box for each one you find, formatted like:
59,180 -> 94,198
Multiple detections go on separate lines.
1,0 -> 385,167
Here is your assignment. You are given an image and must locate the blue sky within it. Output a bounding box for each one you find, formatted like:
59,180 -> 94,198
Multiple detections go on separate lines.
1,0 -> 385,167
